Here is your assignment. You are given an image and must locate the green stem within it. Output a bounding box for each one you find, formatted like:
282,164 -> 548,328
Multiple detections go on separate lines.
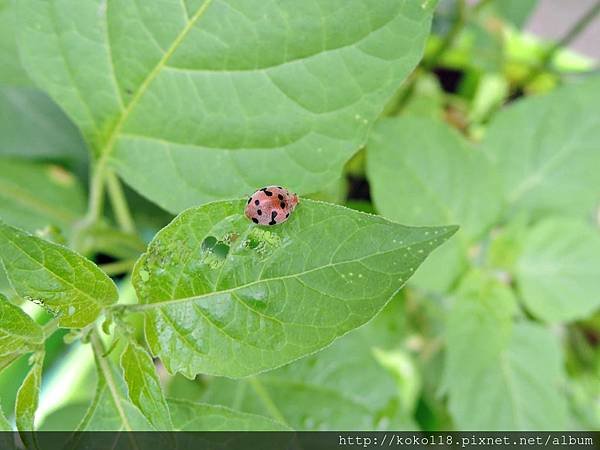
84,161 -> 107,226
42,318 -> 59,340
425,0 -> 467,70
522,0 -> 600,86
106,171 -> 136,234
393,0 -> 468,114
100,259 -> 137,277
247,377 -> 288,426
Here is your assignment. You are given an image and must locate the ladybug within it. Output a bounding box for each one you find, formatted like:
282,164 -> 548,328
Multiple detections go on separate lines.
245,186 -> 299,226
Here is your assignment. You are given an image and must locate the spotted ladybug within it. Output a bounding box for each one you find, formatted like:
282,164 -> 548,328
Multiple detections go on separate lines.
245,186 -> 298,226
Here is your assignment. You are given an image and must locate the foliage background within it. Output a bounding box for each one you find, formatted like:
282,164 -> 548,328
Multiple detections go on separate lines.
0,0 -> 599,433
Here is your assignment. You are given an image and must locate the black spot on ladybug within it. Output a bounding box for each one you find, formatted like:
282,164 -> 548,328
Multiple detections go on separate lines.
278,194 -> 283,200
285,213 -> 289,218
252,218 -> 259,224
269,210 -> 278,225
280,202 -> 285,209
254,199 -> 260,205
264,190 -> 273,196
247,197 -> 252,204
277,186 -> 282,189
257,209 -> 262,216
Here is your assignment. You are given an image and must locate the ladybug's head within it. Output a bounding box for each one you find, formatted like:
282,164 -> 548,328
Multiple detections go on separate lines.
290,193 -> 299,209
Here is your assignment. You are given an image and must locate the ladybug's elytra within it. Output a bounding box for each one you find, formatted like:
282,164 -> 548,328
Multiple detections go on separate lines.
245,186 -> 298,226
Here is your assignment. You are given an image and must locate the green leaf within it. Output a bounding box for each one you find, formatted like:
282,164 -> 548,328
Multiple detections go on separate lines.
0,158 -> 85,233
18,0 -> 435,212
444,271 -> 567,430
0,0 -> 32,85
132,199 -> 456,378
485,76 -> 600,220
15,351 -> 43,444
367,115 -> 501,291
0,87 -> 87,166
120,340 -> 172,430
516,219 -> 600,323
0,222 -> 118,328
0,294 -> 43,357
168,399 -> 289,431
203,321 -> 418,430
38,403 -> 89,431
78,335 -> 152,431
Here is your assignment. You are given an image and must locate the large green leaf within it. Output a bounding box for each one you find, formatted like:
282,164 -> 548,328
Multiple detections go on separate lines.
120,340 -> 172,430
169,399 -> 289,431
0,0 -> 31,85
202,312 -> 418,430
131,199 -> 456,378
367,115 -> 501,291
443,271 -> 567,430
0,158 -> 85,233
0,294 -> 43,358
485,76 -> 600,220
0,222 -> 118,328
516,219 -> 600,323
18,0 -> 435,212
0,87 -> 86,166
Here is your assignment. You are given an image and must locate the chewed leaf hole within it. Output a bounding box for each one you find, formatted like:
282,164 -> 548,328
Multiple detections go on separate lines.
201,236 -> 218,251
200,236 -> 230,269
24,295 -> 57,317
213,242 -> 230,259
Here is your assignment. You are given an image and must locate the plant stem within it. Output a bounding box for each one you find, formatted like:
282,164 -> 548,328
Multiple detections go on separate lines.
522,0 -> 600,86
393,0 -> 469,114
83,161 -> 107,226
100,259 -> 137,277
425,0 -> 468,70
247,377 -> 288,426
106,171 -> 136,234
42,318 -> 59,340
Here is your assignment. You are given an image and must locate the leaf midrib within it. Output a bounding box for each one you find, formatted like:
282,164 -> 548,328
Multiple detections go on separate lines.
133,233 -> 450,311
98,0 -> 213,164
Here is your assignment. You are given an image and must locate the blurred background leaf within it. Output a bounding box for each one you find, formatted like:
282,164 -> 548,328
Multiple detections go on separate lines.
0,87 -> 87,171
516,219 -> 600,323
443,271 -> 567,430
0,158 -> 85,234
